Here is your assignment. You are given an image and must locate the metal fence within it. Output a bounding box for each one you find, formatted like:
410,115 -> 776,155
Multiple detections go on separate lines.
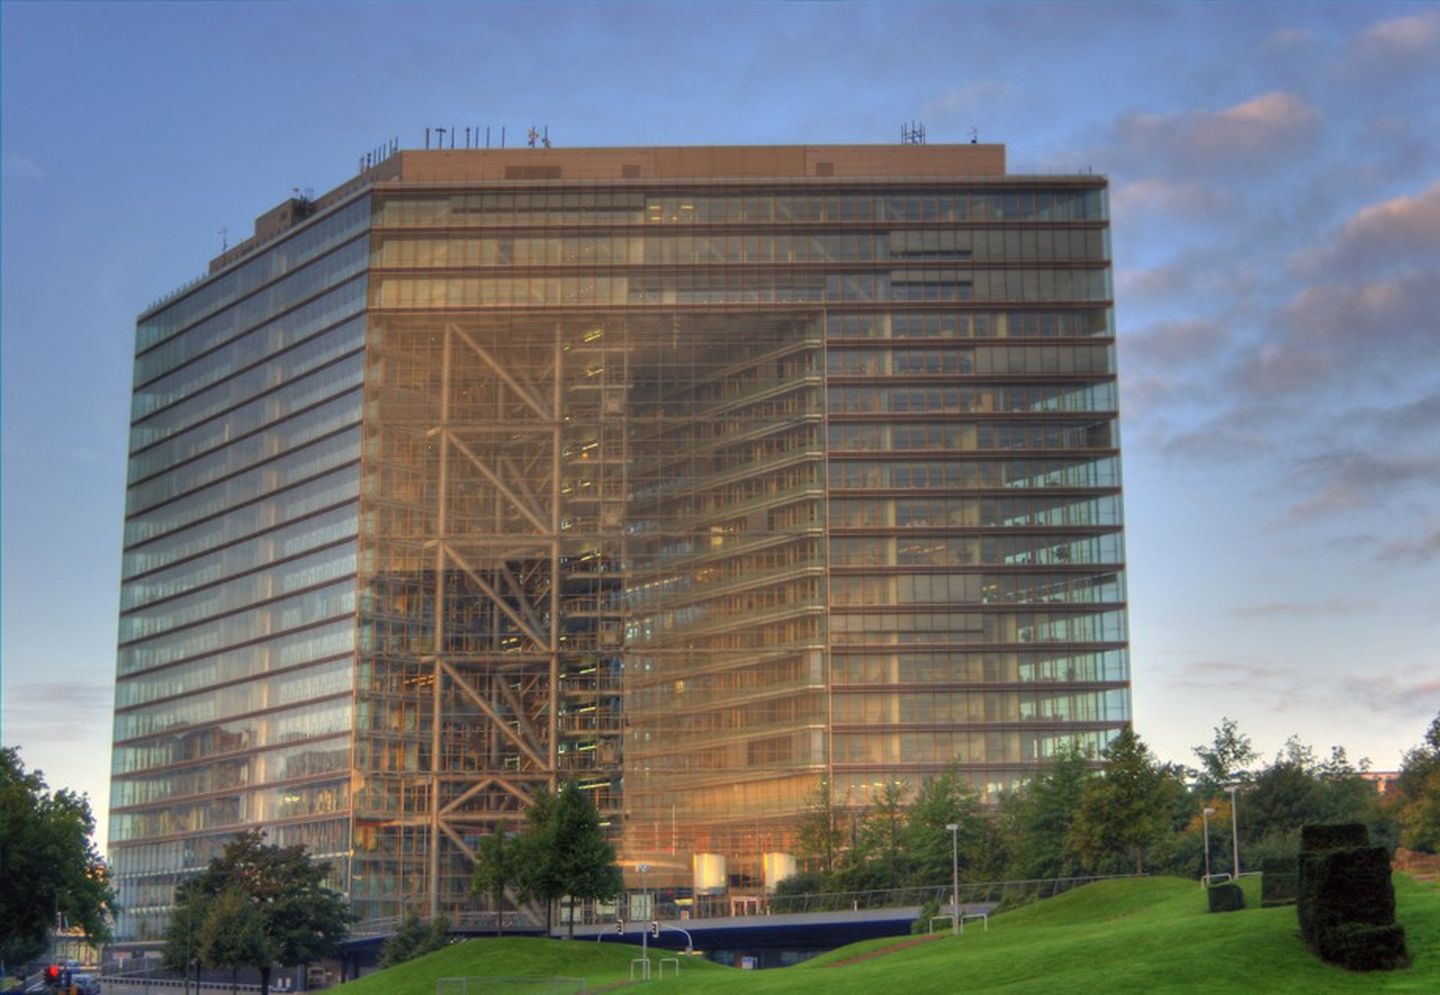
349,872 -> 1146,937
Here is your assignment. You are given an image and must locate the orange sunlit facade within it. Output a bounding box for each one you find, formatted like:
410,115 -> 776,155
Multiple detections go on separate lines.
111,143 -> 1130,936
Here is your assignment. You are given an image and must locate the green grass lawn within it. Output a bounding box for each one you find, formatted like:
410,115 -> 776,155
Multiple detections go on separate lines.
333,873 -> 1439,993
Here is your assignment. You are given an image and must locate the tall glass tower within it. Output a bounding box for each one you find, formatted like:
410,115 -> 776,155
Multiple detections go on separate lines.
110,143 -> 1129,940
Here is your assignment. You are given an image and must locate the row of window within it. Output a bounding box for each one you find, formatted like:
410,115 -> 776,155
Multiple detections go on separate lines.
828,458 -> 1122,495
129,354 -> 364,483
828,609 -> 1128,644
372,227 -> 1107,268
831,687 -> 1130,724
132,312 -> 366,447
136,240 -> 368,385
117,579 -> 355,675
828,382 -> 1116,416
110,738 -> 350,808
830,309 -> 1111,340
375,187 -> 1106,228
829,532 -> 1125,567
827,420 -> 1117,453
124,428 -> 360,547
122,504 -> 358,610
831,726 -> 1123,769
110,700 -> 352,782
830,648 -> 1130,685
114,619 -> 355,710
111,776 -> 350,841
828,343 -> 1114,375
118,543 -> 357,643
370,267 -> 1111,309
126,391 -> 362,513
122,467 -> 358,578
140,198 -> 369,350
829,572 -> 1125,607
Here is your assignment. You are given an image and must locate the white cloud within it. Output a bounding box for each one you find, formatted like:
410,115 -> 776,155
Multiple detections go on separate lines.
1105,91 -> 1320,176
923,81 -> 1018,121
1357,9 -> 1440,59
2,151 -> 45,181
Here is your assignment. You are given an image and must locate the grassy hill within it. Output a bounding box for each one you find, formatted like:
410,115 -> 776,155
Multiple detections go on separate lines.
333,873 -> 1439,993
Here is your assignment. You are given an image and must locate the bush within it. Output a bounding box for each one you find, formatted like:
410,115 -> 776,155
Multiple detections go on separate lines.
1301,824 -> 1369,852
1296,823 -> 1409,971
1206,882 -> 1244,913
1319,922 -> 1410,972
1297,846 -> 1396,948
912,899 -> 943,935
1260,857 -> 1297,907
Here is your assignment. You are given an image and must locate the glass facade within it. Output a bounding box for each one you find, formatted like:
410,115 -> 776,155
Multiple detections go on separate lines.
113,144 -> 1129,935
111,199 -> 369,941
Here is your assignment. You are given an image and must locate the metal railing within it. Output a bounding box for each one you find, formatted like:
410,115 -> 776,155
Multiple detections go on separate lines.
346,872 -> 1144,938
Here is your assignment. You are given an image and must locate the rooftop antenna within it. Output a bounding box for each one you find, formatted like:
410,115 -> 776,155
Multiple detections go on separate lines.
969,127 -> 979,144
528,126 -> 539,148
900,121 -> 926,145
219,226 -> 229,252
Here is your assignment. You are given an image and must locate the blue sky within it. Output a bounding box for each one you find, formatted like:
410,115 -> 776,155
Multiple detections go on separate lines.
3,2 -> 1437,852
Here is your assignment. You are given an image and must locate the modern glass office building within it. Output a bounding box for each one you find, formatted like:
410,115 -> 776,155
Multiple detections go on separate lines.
110,143 -> 1130,940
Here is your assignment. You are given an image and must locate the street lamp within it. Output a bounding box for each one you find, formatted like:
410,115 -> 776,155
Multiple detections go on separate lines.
1224,785 -> 1241,880
1201,807 -> 1217,886
945,823 -> 961,936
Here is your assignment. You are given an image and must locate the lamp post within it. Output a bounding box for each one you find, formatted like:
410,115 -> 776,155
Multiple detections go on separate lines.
1201,807 -> 1217,886
1224,785 -> 1241,880
637,863 -> 650,965
945,823 -> 961,936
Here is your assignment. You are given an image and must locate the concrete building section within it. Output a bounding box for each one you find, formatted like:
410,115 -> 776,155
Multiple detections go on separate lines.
110,142 -> 1130,942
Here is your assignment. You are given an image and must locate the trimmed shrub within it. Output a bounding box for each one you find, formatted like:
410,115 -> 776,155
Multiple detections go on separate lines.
1296,824 -> 1410,971
1298,846 -> 1396,947
1206,882 -> 1244,913
1261,857 -> 1297,907
1320,922 -> 1410,972
1301,823 -> 1368,852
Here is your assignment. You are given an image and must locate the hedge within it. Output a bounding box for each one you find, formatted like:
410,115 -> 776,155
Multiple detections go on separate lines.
1296,824 -> 1409,971
1206,882 -> 1244,913
1260,857 -> 1297,908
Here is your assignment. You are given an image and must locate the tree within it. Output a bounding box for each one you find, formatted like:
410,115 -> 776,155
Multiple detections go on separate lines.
510,782 -> 621,937
854,779 -> 911,889
548,783 -> 622,937
378,913 -> 450,968
197,888 -> 274,995
160,882 -> 210,993
164,831 -> 352,995
471,832 -> 518,935
900,772 -> 985,887
1394,712 -> 1440,853
1191,717 -> 1258,796
1000,745 -> 1095,880
793,778 -> 848,879
0,748 -> 115,969
1069,728 -> 1184,874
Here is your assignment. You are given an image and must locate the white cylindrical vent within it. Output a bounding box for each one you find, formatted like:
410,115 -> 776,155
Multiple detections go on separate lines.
762,852 -> 797,893
692,852 -> 727,895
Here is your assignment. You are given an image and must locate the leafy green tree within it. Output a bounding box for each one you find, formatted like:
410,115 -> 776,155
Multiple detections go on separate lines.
549,782 -> 622,937
835,779 -> 911,891
1000,745 -> 1095,880
164,830 -> 352,995
1191,717 -> 1258,796
0,748 -> 115,968
471,832 -> 518,935
510,782 -> 621,937
900,772 -> 985,887
378,913 -> 450,968
1235,735 -> 1393,867
1393,712 -> 1440,853
197,887 -> 274,995
160,882 -> 210,990
1069,728 -> 1185,874
793,778 -> 848,878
